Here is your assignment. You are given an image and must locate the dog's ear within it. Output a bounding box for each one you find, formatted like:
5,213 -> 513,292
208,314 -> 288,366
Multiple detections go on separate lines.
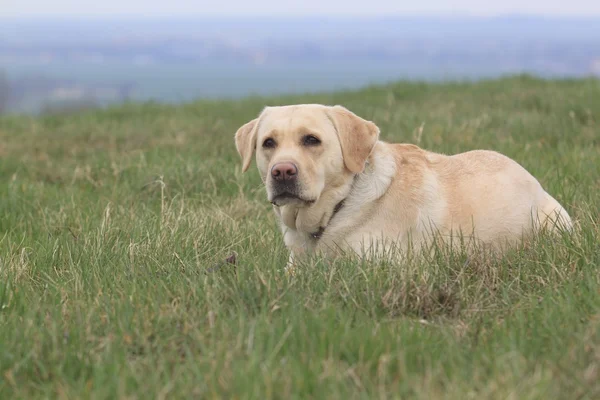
234,117 -> 260,172
327,105 -> 379,173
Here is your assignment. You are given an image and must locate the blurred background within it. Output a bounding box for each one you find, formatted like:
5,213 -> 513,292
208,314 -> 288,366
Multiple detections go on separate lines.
1,0 -> 599,115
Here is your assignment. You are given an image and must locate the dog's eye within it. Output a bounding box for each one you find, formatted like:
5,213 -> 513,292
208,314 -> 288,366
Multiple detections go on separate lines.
302,135 -> 321,146
262,138 -> 276,148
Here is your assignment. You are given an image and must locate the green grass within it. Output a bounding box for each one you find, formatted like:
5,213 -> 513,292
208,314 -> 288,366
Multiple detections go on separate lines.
0,75 -> 599,399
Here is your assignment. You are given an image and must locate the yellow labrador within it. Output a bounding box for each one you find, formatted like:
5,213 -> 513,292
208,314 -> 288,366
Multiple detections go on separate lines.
235,104 -> 572,267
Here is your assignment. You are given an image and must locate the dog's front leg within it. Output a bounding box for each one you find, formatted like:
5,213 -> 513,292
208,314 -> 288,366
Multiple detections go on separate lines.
282,228 -> 313,275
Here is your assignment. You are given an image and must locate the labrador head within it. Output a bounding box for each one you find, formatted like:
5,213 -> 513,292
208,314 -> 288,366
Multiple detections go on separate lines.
235,104 -> 379,207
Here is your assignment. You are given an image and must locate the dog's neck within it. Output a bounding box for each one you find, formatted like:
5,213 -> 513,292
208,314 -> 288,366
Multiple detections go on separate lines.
278,174 -> 355,235
307,180 -> 353,241
277,141 -> 396,240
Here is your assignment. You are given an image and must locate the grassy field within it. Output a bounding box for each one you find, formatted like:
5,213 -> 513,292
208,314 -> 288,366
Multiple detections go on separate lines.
0,75 -> 599,399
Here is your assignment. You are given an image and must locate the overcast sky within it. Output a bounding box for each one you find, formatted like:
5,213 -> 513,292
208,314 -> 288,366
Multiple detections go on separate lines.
2,0 -> 600,17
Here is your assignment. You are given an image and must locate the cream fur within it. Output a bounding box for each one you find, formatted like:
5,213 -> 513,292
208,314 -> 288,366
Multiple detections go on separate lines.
234,104 -> 573,268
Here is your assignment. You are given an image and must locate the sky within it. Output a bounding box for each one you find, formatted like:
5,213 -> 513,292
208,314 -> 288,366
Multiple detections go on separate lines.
2,0 -> 600,17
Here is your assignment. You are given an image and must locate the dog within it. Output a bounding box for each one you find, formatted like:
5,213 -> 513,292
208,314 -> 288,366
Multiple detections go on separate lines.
234,104 -> 572,268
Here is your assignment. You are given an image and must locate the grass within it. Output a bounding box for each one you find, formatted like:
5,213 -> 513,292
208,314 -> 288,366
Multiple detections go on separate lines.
0,75 -> 599,399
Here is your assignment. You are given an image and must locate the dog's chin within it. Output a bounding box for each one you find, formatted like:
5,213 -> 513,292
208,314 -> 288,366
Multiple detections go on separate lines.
269,193 -> 315,207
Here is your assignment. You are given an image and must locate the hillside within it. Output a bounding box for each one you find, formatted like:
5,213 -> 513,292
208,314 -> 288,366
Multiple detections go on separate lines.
0,76 -> 599,398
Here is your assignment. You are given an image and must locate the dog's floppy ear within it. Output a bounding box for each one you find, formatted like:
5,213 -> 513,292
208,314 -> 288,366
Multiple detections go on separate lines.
234,117 -> 260,172
327,105 -> 379,173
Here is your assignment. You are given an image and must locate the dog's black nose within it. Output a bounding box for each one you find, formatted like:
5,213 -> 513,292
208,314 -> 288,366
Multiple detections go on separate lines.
271,162 -> 298,181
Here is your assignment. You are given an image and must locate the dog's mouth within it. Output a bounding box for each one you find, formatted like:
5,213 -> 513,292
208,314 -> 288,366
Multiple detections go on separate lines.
268,178 -> 316,207
270,192 -> 315,207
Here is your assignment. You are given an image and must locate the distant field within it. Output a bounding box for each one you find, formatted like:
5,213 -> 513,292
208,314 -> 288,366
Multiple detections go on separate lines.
3,61 -> 412,98
0,76 -> 599,398
3,61 -> 557,114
